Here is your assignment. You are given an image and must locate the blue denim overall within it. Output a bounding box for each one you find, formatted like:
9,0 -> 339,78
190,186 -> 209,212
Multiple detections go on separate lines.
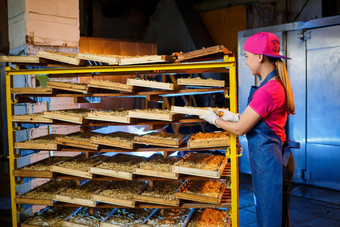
246,70 -> 283,227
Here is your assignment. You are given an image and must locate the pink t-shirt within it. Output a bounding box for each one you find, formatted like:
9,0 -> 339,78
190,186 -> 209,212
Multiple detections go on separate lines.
249,80 -> 287,142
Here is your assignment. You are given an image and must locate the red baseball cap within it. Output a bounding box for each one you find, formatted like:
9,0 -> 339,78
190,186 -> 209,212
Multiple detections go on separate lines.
244,32 -> 291,59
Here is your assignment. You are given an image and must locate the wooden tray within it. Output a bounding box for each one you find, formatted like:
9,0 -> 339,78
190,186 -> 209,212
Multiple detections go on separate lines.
14,135 -> 58,150
63,207 -> 112,227
87,79 -> 133,92
176,180 -> 226,204
42,109 -> 90,124
92,181 -> 147,207
187,131 -> 231,148
0,55 -> 40,63
47,81 -> 88,93
127,109 -> 176,121
119,55 -> 173,65
177,77 -> 225,87
173,153 -> 228,179
127,78 -> 174,90
51,155 -> 105,179
134,154 -> 180,180
11,87 -> 52,94
12,114 -> 53,123
171,106 -> 228,116
175,45 -> 232,62
55,132 -> 99,150
186,208 -> 231,227
90,132 -> 135,150
89,153 -> 145,179
76,53 -> 119,65
134,132 -> 186,148
135,181 -> 181,206
85,110 -> 130,123
101,208 -> 157,227
13,156 -> 69,178
142,208 -> 194,227
37,51 -> 83,65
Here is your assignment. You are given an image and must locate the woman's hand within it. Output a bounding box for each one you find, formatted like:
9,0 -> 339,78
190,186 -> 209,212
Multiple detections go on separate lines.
217,109 -> 240,122
199,108 -> 220,127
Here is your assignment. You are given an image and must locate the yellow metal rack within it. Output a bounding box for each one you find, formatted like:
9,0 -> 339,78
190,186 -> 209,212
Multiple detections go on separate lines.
6,55 -> 240,227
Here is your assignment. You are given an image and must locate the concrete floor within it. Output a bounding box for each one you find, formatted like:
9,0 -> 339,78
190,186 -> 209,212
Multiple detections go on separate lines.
239,173 -> 340,227
1,171 -> 340,226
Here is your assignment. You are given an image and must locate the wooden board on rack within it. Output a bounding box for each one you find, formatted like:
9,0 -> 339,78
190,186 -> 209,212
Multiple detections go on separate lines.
177,77 -> 225,87
134,132 -> 186,148
90,166 -> 133,180
188,131 -> 231,148
11,87 -> 52,94
127,109 -> 176,121
37,51 -> 84,65
14,135 -> 58,150
87,79 -> 133,92
174,45 -> 232,62
176,180 -> 226,204
0,55 -> 41,63
92,194 -> 135,208
127,78 -> 174,90
15,197 -> 53,206
101,208 -> 156,227
12,114 -> 53,123
85,110 -> 130,124
119,55 -> 173,65
76,53 -> 119,65
47,81 -> 88,93
42,109 -> 90,124
51,165 -> 93,179
55,133 -> 99,150
173,153 -> 228,179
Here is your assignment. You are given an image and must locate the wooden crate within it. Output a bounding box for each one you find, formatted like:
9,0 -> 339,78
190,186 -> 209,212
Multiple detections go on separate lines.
14,135 -> 58,150
134,132 -> 186,148
13,156 -> 69,178
173,153 -> 228,179
85,110 -> 130,123
119,55 -> 173,65
177,77 -> 225,87
187,131 -> 231,149
42,109 -> 90,124
127,109 -> 175,121
12,114 -> 53,123
127,78 -> 174,90
186,208 -> 231,227
87,79 -> 133,92
92,181 -> 147,208
142,208 -> 194,227
176,180 -> 226,204
47,81 -> 88,93
174,45 -> 232,62
63,207 -> 112,227
11,87 -> 52,94
55,132 -> 99,150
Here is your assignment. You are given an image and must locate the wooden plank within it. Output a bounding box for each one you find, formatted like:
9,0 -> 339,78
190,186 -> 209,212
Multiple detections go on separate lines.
92,194 -> 135,208
37,51 -> 83,65
51,165 -> 93,179
171,105 -> 228,116
0,55 -> 40,63
47,81 -> 88,93
127,78 -> 174,90
177,77 -> 225,87
76,52 -> 119,65
89,166 -> 133,180
87,79 -> 133,92
85,110 -> 130,124
42,109 -> 90,124
11,87 -> 52,94
127,109 -> 175,121
118,55 -> 174,65
12,114 -> 53,123
188,139 -> 230,148
15,197 -> 53,206
135,195 -> 179,207
173,153 -> 228,179
175,45 -> 232,62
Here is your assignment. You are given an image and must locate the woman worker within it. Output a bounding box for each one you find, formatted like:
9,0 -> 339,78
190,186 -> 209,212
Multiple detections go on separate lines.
200,31 -> 298,227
